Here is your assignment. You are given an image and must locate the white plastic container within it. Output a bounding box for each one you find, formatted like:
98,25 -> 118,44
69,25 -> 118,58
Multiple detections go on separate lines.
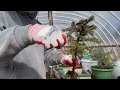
81,59 -> 98,71
112,59 -> 120,79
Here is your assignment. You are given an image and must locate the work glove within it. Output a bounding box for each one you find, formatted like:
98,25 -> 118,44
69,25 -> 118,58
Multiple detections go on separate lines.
61,55 -> 79,69
28,24 -> 67,49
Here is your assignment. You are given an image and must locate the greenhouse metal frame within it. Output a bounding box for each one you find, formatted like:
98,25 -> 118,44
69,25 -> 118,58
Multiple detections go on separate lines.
36,11 -> 120,59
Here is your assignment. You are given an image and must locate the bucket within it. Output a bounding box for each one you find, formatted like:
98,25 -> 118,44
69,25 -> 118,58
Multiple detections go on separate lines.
81,59 -> 98,71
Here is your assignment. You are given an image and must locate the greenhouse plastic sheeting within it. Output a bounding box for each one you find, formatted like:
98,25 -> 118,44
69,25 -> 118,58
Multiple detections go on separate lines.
36,11 -> 120,59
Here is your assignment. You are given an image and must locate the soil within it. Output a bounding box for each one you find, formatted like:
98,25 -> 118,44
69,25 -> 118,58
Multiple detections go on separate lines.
92,65 -> 113,69
46,72 -> 57,79
66,70 -> 78,79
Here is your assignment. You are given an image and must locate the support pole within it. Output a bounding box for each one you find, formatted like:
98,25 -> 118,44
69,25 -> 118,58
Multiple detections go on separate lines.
48,11 -> 53,25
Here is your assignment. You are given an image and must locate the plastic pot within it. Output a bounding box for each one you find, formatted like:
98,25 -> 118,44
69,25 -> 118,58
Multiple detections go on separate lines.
91,66 -> 114,79
81,59 -> 98,71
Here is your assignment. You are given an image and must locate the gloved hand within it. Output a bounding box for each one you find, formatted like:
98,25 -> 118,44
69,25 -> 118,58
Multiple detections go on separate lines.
61,55 -> 79,69
28,24 -> 67,49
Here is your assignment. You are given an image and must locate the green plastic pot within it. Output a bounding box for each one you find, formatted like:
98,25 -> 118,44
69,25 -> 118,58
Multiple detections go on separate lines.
91,66 -> 114,79
56,67 -> 73,79
57,67 -> 73,74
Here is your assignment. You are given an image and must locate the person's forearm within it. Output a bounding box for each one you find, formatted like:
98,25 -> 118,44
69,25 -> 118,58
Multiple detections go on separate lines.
0,25 -> 34,66
44,48 -> 64,65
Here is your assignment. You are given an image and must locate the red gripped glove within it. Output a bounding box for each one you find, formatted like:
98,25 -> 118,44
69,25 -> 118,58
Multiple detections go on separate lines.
28,24 -> 67,49
64,60 -> 79,69
61,55 -> 79,69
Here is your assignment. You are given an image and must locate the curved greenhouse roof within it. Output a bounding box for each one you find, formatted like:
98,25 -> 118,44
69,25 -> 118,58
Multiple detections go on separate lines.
36,11 -> 120,59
